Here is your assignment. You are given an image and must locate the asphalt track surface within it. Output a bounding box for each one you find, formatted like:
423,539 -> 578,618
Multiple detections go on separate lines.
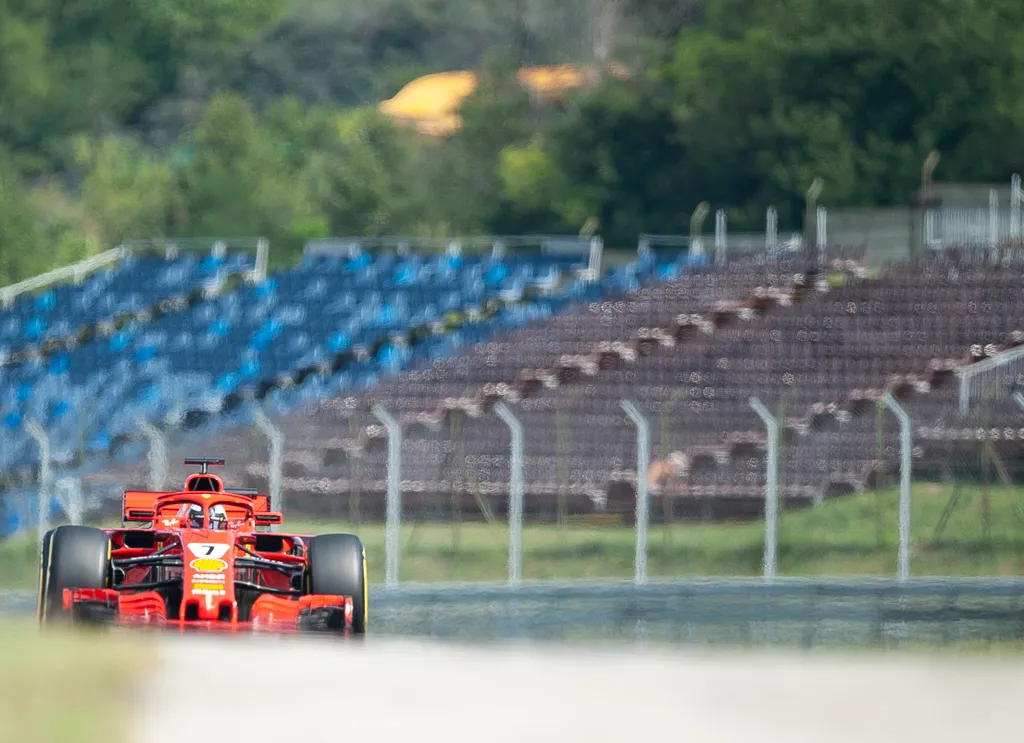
136,633 -> 1024,743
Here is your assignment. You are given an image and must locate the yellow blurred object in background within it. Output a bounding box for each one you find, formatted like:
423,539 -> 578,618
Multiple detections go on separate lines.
379,64 -> 629,136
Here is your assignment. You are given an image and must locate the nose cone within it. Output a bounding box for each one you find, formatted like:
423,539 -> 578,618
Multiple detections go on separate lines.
180,531 -> 237,622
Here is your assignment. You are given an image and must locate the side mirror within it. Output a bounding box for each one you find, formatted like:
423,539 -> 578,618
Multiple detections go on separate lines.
254,512 -> 282,526
126,508 -> 155,521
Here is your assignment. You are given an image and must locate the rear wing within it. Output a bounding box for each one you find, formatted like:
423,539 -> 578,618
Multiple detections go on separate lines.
122,489 -> 276,526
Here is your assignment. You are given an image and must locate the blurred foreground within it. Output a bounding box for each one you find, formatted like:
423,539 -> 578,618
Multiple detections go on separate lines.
3,615 -> 1023,743
141,632 -> 1024,743
0,618 -> 150,743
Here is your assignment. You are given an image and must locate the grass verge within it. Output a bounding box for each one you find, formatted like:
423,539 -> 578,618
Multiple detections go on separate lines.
0,618 -> 153,743
2,482 -> 1023,588
296,482 -> 1024,582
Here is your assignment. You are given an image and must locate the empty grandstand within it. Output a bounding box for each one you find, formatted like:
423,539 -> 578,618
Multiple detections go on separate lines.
3,225 -> 1024,537
220,249 -> 1024,523
0,234 -> 642,533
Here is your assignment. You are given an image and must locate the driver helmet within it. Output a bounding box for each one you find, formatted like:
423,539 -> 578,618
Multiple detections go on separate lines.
187,504 -> 204,528
175,503 -> 204,528
209,504 -> 228,530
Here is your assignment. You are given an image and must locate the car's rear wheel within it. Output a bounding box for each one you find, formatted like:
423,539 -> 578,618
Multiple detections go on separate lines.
39,525 -> 111,623
306,533 -> 367,634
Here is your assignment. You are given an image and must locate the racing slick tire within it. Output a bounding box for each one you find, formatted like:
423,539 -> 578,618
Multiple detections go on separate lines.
306,533 -> 367,634
38,525 -> 111,623
36,528 -> 55,622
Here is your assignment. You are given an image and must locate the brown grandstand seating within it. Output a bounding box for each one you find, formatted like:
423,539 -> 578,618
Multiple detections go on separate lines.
82,250 -> 1024,522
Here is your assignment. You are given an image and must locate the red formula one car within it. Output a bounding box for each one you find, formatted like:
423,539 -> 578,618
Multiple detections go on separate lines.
36,458 -> 367,635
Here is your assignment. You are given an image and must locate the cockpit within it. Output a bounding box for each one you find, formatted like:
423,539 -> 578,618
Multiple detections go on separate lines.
175,503 -> 228,529
123,458 -> 283,531
158,501 -> 240,530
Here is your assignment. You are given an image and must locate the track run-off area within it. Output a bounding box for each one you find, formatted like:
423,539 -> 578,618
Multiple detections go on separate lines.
6,579 -> 1024,741
139,632 -> 1023,743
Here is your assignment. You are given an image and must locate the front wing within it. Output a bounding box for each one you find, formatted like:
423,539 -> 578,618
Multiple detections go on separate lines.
63,588 -> 355,634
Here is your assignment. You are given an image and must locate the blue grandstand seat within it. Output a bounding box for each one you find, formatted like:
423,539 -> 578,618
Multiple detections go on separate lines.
0,251 -> 254,354
0,241 -> 709,513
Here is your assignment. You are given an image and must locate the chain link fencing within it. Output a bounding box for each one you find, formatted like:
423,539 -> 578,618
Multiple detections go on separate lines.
332,386 -> 1023,587
33,371 -> 1000,590
8,365 -> 1023,592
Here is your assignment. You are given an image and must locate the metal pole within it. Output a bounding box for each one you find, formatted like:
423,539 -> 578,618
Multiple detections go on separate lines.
136,419 -> 168,491
587,236 -> 603,282
495,402 -> 524,584
805,178 -> 824,263
373,404 -> 402,587
25,419 -> 52,546
690,201 -> 710,257
882,393 -> 912,582
252,408 -> 285,528
749,397 -> 780,581
620,400 -> 650,585
55,477 -> 83,525
1011,174 -> 1023,244
255,237 -> 269,282
715,209 -> 727,265
920,151 -> 940,256
989,189 -> 999,250
817,205 -> 828,266
958,370 -> 969,417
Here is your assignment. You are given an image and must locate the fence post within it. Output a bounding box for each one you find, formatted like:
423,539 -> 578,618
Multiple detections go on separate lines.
882,393 -> 912,582
989,189 -> 999,249
1011,174 -> 1022,243
495,402 -> 524,584
25,419 -> 52,546
55,477 -> 83,526
587,236 -> 604,282
252,408 -> 284,526
766,207 -> 778,256
805,177 -> 824,262
690,201 -> 710,257
136,419 -> 168,491
715,208 -> 727,265
816,205 -> 828,266
749,397 -> 780,581
372,404 -> 402,588
254,237 -> 270,282
620,400 -> 650,585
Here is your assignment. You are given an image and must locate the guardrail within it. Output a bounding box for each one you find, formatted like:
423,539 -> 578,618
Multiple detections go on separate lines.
368,578 -> 1024,647
303,234 -> 604,281
0,237 -> 268,308
0,247 -> 127,307
4,578 -> 1023,647
957,344 -> 1024,415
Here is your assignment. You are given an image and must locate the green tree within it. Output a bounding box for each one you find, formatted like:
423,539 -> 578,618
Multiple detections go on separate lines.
0,0 -> 287,163
176,92 -> 316,259
74,136 -> 176,247
532,0 -> 1024,238
667,0 -> 1024,219
539,76 -> 694,243
305,106 -> 418,236
0,11 -> 55,169
0,148 -> 44,283
421,52 -> 543,233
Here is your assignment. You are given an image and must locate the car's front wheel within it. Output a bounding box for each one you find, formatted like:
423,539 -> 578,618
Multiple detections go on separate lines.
38,525 -> 111,624
306,533 -> 367,634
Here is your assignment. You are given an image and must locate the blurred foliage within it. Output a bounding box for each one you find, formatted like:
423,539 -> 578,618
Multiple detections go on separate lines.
0,0 -> 1023,279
